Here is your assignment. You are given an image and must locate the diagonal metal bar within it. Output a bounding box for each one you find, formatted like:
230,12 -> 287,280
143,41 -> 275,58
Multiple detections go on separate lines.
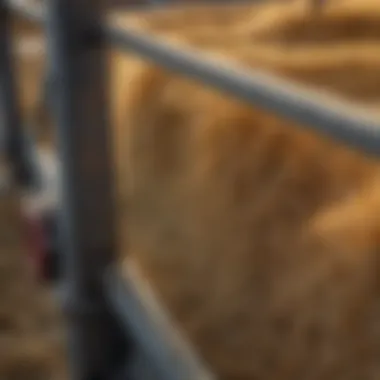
105,24 -> 380,156
105,264 -> 216,380
6,0 -> 380,158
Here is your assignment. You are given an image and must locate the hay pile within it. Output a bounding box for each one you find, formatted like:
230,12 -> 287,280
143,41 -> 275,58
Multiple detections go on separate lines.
0,18 -> 67,380
108,1 -> 380,379
0,192 -> 67,380
5,1 -> 380,380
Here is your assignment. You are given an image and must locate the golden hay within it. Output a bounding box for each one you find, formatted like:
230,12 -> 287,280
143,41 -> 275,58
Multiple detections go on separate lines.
0,17 -> 67,380
109,0 -> 380,379
7,1 -> 380,379
0,192 -> 67,380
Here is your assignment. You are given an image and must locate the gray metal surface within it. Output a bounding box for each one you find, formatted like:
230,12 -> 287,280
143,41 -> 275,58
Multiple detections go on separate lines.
45,0 -> 127,379
105,24 -> 380,157
105,266 -> 215,380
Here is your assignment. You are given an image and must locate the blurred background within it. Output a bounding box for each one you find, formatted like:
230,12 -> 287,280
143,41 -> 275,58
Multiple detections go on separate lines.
1,1 -> 379,379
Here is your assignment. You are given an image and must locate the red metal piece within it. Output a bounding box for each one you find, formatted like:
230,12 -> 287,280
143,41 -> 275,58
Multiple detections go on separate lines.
22,211 -> 48,280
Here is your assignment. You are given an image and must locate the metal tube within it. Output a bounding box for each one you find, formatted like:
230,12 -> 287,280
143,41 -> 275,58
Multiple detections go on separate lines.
0,0 -> 34,186
45,0 -> 127,379
6,0 -> 380,157
105,266 -> 216,380
105,25 -> 380,157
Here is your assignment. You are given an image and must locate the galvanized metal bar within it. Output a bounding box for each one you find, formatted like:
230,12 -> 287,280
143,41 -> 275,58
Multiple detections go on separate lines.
7,0 -> 380,157
45,0 -> 127,379
105,24 -> 380,156
105,265 -> 216,380
0,0 -> 35,186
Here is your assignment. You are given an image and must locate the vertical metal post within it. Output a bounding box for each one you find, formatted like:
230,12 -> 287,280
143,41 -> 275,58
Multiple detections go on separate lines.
0,0 -> 33,187
45,1 -> 127,379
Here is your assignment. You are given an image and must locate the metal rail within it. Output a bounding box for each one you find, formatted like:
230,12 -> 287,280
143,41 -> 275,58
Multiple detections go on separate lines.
105,264 -> 216,380
2,0 -> 380,379
44,0 -> 129,379
6,0 -> 380,157
106,26 -> 380,156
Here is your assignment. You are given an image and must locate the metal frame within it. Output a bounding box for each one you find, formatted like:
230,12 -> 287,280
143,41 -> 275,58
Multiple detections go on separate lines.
1,0 -> 380,379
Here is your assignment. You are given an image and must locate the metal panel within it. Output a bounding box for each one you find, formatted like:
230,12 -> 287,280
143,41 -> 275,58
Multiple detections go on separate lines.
45,0 -> 128,379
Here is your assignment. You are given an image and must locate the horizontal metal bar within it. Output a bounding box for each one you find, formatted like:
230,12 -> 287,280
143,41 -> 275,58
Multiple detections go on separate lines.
6,0 -> 380,157
104,264 -> 216,380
